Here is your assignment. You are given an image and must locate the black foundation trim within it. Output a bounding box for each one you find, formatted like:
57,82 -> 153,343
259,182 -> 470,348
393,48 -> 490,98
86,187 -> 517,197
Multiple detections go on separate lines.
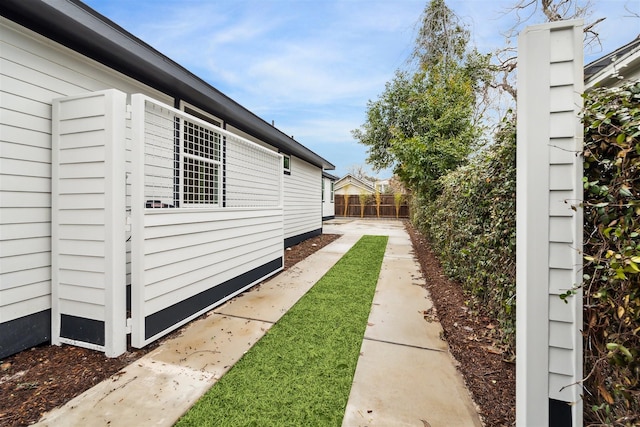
284,228 -> 322,248
60,314 -> 105,346
145,257 -> 283,339
322,215 -> 335,221
549,398 -> 572,427
0,310 -> 51,358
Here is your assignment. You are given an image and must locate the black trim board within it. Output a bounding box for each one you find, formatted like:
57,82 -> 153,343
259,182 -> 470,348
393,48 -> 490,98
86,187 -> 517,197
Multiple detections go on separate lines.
284,228 -> 322,248
145,257 -> 283,339
0,310 -> 51,359
322,215 -> 335,221
60,314 -> 105,346
549,398 -> 572,427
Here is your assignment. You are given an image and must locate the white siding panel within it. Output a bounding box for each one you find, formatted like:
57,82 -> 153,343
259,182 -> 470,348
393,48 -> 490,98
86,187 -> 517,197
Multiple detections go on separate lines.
549,28 -> 575,62
549,347 -> 574,374
0,222 -> 50,240
0,175 -> 50,192
549,216 -> 573,243
549,138 -> 576,165
517,21 -> 583,425
549,321 -> 574,350
0,252 -> 49,274
549,190 -> 574,217
58,269 -> 106,289
549,61 -> 574,86
549,372 -> 576,401
0,281 -> 49,306
145,247 -> 282,316
549,111 -> 576,138
58,254 -> 105,274
549,85 -> 575,112
283,156 -> 322,240
0,158 -> 50,177
549,242 -> 574,269
59,283 -> 105,305
58,299 -> 104,320
0,192 -> 51,208
549,164 -> 574,190
0,89 -> 51,119
549,268 -> 574,294
1,18 -> 170,332
0,295 -> 50,323
0,237 -> 50,257
144,229 -> 282,287
549,293 -> 576,323
1,125 -> 51,149
0,266 -> 50,290
0,108 -> 51,133
57,209 -> 105,224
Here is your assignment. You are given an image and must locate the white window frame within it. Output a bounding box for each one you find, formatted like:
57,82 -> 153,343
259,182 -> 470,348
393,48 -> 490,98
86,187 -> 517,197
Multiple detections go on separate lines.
283,154 -> 291,175
179,117 -> 223,207
179,100 -> 223,128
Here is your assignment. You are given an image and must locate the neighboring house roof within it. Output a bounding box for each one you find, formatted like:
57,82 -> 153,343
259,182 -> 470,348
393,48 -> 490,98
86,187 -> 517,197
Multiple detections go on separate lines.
0,0 -> 334,170
584,34 -> 640,88
334,174 -> 376,194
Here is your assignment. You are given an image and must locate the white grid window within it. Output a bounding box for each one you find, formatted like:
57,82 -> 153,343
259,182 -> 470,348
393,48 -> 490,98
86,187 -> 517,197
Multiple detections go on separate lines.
181,119 -> 222,207
141,96 -> 281,210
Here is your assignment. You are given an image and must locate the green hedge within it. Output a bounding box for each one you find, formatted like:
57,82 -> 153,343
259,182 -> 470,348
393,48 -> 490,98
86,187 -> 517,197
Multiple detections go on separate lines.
582,82 -> 639,425
414,83 -> 639,424
413,115 -> 517,350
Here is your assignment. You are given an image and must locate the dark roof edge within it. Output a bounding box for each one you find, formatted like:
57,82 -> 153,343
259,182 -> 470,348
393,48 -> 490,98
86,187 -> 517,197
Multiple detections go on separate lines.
322,171 -> 339,180
0,0 -> 334,170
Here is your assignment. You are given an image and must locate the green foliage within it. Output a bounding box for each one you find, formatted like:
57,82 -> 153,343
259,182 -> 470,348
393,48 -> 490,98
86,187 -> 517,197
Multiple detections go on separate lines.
352,0 -> 490,201
413,116 -> 517,349
176,236 -> 388,427
582,82 -> 640,425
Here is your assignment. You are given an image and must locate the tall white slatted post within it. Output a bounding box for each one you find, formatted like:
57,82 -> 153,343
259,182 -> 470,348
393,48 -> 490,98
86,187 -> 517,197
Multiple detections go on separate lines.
516,20 -> 584,427
51,89 -> 127,357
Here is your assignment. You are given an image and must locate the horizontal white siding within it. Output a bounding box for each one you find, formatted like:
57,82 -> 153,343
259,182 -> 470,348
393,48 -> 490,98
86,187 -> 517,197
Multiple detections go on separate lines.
131,209 -> 283,346
283,156 -> 322,241
0,18 -> 170,325
51,90 -> 127,356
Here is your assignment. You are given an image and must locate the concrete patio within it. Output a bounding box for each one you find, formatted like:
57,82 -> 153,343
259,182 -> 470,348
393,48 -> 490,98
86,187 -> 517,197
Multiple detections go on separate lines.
35,219 -> 481,427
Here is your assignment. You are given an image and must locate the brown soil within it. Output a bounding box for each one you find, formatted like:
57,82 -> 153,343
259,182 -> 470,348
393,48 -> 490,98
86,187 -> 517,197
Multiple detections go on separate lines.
0,226 -> 515,427
405,222 -> 516,426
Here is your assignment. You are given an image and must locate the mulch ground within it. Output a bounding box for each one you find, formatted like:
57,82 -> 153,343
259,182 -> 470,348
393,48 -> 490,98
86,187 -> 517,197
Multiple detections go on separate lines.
1,226 -> 515,426
405,222 -> 516,426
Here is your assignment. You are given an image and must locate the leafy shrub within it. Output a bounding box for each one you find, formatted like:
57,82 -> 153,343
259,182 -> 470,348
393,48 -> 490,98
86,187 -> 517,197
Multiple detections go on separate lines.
413,115 -> 517,350
582,82 -> 640,425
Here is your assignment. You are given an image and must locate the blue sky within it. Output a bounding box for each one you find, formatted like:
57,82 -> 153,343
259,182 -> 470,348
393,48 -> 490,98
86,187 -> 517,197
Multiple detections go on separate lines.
84,0 -> 639,178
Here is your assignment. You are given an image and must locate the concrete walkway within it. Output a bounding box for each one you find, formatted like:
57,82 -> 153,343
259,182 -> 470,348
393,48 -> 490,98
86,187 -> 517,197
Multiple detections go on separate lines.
35,219 -> 481,427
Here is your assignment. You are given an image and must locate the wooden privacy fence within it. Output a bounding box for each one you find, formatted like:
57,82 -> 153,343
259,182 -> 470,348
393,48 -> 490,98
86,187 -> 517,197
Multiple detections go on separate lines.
334,194 -> 410,218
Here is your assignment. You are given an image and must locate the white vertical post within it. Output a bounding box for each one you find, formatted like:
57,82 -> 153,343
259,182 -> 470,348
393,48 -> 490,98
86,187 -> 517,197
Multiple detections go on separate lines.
130,94 -> 146,348
104,90 -> 128,357
517,20 -> 583,427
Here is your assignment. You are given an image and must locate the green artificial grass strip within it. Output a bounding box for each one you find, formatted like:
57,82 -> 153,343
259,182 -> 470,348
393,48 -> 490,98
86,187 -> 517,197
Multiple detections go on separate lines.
175,235 -> 388,427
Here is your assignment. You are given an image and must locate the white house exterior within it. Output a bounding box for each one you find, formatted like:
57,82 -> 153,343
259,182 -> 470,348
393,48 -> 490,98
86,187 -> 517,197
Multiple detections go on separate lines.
584,34 -> 640,89
334,174 -> 375,196
0,0 -> 334,358
322,171 -> 337,220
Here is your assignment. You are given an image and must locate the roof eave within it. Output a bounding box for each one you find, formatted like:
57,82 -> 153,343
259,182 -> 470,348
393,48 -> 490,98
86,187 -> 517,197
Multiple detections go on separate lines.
0,0 -> 335,170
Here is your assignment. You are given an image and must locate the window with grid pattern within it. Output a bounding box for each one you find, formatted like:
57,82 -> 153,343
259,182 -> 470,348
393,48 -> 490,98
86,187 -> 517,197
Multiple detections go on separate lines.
181,119 -> 222,206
